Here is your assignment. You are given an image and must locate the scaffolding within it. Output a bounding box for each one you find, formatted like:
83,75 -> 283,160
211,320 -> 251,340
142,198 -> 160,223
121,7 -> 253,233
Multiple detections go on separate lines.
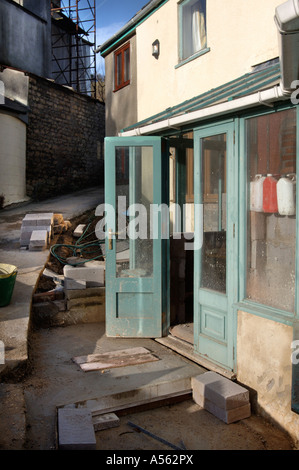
51,0 -> 97,97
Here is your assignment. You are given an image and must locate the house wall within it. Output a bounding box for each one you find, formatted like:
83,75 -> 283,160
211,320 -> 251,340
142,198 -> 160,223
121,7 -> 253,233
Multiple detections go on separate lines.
0,0 -> 52,78
135,0 -> 282,121
237,311 -> 299,446
0,68 -> 29,206
26,74 -> 105,199
0,114 -> 27,207
105,36 -> 138,136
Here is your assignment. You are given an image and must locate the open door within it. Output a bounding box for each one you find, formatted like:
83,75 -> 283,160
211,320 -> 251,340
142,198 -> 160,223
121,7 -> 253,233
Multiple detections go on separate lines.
104,137 -> 169,338
193,122 -> 237,371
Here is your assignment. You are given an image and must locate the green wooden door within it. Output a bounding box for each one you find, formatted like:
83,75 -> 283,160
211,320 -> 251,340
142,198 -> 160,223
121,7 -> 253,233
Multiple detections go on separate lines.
193,122 -> 237,371
104,137 -> 169,338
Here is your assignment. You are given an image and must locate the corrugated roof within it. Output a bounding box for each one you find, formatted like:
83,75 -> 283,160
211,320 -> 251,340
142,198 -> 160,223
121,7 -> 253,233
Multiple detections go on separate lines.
122,61 -> 281,133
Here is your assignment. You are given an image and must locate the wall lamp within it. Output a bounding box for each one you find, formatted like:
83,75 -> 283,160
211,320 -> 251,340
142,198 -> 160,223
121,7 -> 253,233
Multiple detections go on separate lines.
152,40 -> 160,59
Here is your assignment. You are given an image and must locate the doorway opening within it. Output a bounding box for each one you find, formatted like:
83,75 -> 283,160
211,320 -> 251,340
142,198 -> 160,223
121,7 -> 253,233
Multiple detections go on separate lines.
168,132 -> 195,346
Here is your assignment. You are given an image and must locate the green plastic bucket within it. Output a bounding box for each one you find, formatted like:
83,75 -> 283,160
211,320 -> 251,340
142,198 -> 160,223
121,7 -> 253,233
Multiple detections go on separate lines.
0,264 -> 18,307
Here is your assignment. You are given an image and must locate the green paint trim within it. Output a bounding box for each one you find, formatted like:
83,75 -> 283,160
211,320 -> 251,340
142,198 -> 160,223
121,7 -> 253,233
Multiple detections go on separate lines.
236,301 -> 295,327
100,0 -> 169,56
121,63 -> 280,132
175,47 -> 211,69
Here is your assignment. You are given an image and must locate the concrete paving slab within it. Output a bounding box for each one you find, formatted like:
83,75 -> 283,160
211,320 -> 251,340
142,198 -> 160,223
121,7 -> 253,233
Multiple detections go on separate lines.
57,408 -> 96,450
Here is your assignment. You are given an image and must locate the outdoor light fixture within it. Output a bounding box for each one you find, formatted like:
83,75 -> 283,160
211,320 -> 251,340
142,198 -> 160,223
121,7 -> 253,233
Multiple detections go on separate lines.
152,40 -> 160,59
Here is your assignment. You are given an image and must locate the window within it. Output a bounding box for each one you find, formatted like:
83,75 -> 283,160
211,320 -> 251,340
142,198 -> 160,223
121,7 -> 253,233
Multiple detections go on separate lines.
114,42 -> 130,91
180,0 -> 207,61
246,108 -> 296,312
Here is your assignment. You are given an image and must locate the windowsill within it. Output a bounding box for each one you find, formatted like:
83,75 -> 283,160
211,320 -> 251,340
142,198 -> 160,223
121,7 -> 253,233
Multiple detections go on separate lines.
113,82 -> 130,93
175,47 -> 210,69
235,299 -> 295,326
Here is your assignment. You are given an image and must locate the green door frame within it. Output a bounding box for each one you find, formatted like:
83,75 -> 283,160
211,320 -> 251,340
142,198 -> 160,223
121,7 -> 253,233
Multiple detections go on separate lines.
193,120 -> 239,372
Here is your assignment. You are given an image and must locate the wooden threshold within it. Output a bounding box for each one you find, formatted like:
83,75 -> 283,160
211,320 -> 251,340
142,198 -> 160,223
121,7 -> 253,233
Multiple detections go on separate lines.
155,335 -> 236,380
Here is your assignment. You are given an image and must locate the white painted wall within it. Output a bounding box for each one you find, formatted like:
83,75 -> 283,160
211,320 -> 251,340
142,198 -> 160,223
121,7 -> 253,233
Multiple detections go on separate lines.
136,0 -> 282,120
0,114 -> 27,207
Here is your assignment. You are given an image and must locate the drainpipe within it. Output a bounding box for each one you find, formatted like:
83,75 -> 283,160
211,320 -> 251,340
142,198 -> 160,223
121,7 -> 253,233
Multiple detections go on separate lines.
274,0 -> 299,94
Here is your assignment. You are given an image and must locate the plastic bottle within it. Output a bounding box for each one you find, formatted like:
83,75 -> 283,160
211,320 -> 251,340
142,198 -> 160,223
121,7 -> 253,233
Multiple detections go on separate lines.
277,174 -> 296,216
250,174 -> 265,212
263,174 -> 278,213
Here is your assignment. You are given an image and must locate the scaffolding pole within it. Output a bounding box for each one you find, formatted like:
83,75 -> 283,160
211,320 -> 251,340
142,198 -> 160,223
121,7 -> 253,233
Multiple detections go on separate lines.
51,0 -> 97,98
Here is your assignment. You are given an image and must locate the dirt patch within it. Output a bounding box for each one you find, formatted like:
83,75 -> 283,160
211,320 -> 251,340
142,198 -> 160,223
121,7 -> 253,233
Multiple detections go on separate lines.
36,209 -> 103,293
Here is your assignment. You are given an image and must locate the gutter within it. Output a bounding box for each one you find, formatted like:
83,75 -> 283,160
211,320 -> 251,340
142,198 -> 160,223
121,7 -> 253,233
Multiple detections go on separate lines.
119,84 -> 288,136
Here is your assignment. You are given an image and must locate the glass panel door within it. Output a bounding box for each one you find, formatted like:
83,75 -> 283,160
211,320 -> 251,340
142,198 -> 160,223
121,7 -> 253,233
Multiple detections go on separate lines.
194,122 -> 236,371
105,137 -> 169,338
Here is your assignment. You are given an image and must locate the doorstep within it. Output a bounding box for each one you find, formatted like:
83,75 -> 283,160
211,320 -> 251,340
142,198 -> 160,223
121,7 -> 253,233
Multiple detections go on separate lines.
155,334 -> 236,380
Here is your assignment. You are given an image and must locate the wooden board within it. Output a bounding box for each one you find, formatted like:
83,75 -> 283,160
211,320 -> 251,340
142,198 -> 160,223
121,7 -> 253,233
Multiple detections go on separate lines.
73,347 -> 159,372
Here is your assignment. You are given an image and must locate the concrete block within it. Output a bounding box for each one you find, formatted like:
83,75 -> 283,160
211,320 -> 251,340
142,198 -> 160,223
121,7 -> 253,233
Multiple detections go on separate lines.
64,264 -> 105,286
64,278 -> 87,290
20,225 -> 51,245
22,213 -> 54,227
57,408 -> 96,450
73,224 -> 86,238
92,413 -> 120,432
191,372 -> 249,411
204,398 -> 251,424
29,230 -> 48,251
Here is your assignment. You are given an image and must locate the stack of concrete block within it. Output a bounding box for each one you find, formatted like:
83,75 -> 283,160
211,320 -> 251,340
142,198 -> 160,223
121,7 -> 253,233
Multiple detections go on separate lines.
63,260 -> 105,291
192,371 -> 251,424
20,213 -> 54,250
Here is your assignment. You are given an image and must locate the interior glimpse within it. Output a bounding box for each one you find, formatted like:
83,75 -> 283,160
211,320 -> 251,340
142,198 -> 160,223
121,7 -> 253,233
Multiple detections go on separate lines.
169,134 -> 195,344
169,132 -> 227,344
246,108 -> 296,312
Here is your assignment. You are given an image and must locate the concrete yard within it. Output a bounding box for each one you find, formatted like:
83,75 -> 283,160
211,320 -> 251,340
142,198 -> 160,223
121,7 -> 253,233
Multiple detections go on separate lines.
17,322 -> 296,451
0,187 -> 296,451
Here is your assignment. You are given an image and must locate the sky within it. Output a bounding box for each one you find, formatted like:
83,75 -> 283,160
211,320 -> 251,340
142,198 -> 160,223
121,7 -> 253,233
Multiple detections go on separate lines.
95,0 -> 150,71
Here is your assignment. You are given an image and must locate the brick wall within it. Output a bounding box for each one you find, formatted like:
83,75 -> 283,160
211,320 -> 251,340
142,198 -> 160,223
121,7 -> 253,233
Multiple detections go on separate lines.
26,74 -> 105,199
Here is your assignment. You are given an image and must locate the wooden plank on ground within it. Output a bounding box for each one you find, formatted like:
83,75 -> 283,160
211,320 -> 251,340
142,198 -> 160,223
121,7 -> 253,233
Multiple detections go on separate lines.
72,347 -> 159,372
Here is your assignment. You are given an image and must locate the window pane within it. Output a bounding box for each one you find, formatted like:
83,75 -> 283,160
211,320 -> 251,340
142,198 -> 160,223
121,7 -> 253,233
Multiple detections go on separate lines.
182,0 -> 206,60
124,47 -> 130,83
246,109 -> 296,312
201,133 -> 227,293
116,52 -> 122,87
115,146 -> 154,278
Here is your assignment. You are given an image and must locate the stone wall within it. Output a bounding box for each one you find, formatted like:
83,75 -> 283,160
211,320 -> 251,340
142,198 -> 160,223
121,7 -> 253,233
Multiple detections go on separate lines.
26,74 -> 105,199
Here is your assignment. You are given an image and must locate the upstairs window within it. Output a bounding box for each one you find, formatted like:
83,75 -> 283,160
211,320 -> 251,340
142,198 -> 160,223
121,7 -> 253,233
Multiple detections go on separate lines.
114,42 -> 130,91
179,0 -> 207,61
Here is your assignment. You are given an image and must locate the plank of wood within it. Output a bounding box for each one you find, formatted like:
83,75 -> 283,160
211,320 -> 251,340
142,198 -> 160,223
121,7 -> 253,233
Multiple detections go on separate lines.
73,347 -> 159,372
73,347 -> 153,364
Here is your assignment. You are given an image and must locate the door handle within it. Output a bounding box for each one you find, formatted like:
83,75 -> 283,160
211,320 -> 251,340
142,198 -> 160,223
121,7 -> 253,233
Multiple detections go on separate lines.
108,228 -> 122,250
108,229 -> 116,250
